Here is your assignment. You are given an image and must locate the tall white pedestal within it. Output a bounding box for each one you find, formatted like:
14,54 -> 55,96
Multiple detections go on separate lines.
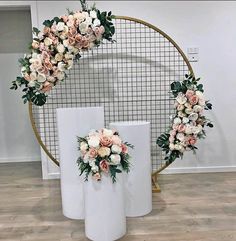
56,107 -> 104,219
84,174 -> 126,241
110,121 -> 152,217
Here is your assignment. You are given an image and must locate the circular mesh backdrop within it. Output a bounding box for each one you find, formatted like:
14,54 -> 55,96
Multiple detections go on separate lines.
30,17 -> 192,174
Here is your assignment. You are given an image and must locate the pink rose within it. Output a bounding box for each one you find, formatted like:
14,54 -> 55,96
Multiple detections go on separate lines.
41,51 -> 50,60
88,148 -> 98,158
80,37 -> 89,48
189,95 -> 199,105
121,143 -> 128,154
44,58 -> 53,70
99,160 -> 109,173
100,136 -> 112,147
112,135 -> 122,145
68,37 -> 76,46
32,41 -> 39,49
43,26 -> 51,35
37,66 -> 49,75
61,15 -> 68,23
172,124 -> 179,131
93,172 -> 101,181
41,81 -> 52,93
75,33 -> 82,42
178,124 -> 186,133
68,27 -> 77,37
187,136 -> 197,146
169,136 -> 175,143
186,90 -> 195,99
24,73 -> 30,81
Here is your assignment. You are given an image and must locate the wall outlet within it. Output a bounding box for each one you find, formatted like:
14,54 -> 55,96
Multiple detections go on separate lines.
187,47 -> 199,62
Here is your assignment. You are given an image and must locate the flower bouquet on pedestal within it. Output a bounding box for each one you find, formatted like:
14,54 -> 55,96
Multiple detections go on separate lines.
77,128 -> 133,183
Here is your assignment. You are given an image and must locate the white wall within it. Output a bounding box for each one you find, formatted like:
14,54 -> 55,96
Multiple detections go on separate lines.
1,1 -> 235,174
0,5 -> 40,163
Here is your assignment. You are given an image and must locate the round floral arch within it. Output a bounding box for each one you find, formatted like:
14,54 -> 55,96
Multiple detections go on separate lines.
11,1 -> 213,169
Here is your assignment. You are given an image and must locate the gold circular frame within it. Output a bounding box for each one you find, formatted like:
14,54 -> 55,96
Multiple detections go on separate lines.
28,15 -> 194,174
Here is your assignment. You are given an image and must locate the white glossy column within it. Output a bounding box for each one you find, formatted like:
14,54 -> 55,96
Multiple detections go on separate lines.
56,107 -> 104,219
84,174 -> 126,241
110,121 -> 152,217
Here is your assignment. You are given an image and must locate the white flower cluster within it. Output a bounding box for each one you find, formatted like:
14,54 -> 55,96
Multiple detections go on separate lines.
169,89 -> 206,153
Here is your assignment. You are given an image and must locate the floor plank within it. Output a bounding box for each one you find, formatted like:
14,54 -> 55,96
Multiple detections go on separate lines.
0,162 -> 235,241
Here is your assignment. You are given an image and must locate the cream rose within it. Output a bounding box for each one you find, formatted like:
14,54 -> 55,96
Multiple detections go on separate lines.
57,62 -> 66,71
80,142 -> 88,152
55,53 -> 63,62
110,154 -> 121,165
182,117 -> 189,124
189,113 -> 198,122
176,133 -> 185,142
57,43 -> 65,53
44,37 -> 53,46
56,22 -> 65,32
173,117 -> 181,124
103,128 -> 113,137
90,10 -> 97,19
88,136 -> 100,148
98,147 -> 111,157
111,145 -> 122,154
79,22 -> 89,34
176,93 -> 187,105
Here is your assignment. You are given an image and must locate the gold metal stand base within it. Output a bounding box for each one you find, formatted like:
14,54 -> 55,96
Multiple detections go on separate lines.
152,175 -> 161,193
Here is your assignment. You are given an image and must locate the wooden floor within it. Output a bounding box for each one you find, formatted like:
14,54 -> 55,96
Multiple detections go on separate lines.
0,162 -> 236,241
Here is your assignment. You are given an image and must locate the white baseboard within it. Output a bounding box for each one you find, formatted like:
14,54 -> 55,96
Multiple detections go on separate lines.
44,172 -> 60,180
161,166 -> 236,174
0,156 -> 41,163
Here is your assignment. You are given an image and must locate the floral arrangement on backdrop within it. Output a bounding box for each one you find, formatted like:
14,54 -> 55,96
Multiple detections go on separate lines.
77,128 -> 133,182
157,74 -> 213,164
10,0 -> 115,106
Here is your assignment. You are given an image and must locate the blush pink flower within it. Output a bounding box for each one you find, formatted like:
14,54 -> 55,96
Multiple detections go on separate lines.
112,135 -> 122,145
187,136 -> 197,146
41,81 -> 52,93
43,26 -> 51,35
189,95 -> 199,105
88,148 -> 98,158
100,136 -> 112,147
61,15 -> 68,23
99,160 -> 109,173
186,90 -> 195,99
121,143 -> 128,153
93,172 -> 101,181
178,124 -> 186,133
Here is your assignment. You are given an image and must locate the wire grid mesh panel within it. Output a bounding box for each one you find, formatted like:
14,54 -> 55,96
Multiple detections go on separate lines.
30,17 -> 192,174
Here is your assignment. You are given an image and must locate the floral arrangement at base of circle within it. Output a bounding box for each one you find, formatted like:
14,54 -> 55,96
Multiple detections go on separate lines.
10,0 -> 115,106
157,74 -> 213,165
77,128 -> 133,183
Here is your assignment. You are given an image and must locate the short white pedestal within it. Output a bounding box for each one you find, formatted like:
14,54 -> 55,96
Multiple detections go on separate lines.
56,107 -> 104,219
110,121 -> 152,217
84,174 -> 126,241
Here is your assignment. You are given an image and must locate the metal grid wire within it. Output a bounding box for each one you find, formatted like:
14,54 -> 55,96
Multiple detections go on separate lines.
31,18 -> 190,173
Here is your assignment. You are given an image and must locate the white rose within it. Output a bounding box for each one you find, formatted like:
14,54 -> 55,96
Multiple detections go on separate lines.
37,73 -> 46,83
185,102 -> 192,108
110,154 -> 121,165
103,128 -> 113,137
93,18 -> 101,27
57,62 -> 66,71
80,142 -> 88,152
64,53 -> 74,60
82,11 -> 89,19
193,105 -> 203,113
56,71 -> 65,81
57,43 -> 65,53
169,143 -> 175,150
185,108 -> 193,115
55,53 -> 63,62
88,136 -> 100,148
63,39 -> 69,48
111,145 -> 122,154
198,99 -> 206,106
189,113 -> 198,122
173,117 -> 181,124
192,125 -> 202,135
90,10 -> 97,19
174,144 -> 185,153
44,37 -> 53,46
91,164 -> 99,173
85,16 -> 92,25
28,81 -> 36,87
195,91 -> 204,100
176,133 -> 185,142
79,22 -> 89,34
56,22 -> 65,32
178,111 -> 186,118
182,117 -> 189,124
185,125 -> 193,135
176,93 -> 187,105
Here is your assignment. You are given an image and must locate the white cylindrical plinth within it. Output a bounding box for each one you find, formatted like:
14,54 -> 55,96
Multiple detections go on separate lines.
110,121 -> 152,217
56,107 -> 104,219
84,174 -> 126,241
